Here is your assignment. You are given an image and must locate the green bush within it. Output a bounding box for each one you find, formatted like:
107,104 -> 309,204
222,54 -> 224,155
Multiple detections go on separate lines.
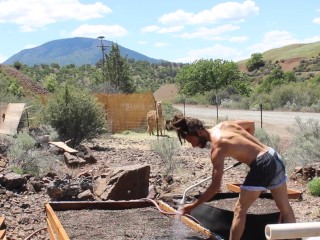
8,129 -> 36,164
150,138 -> 180,175
7,130 -> 57,177
42,85 -> 107,146
254,127 -> 280,153
284,117 -> 320,167
161,101 -> 182,120
307,177 -> 320,196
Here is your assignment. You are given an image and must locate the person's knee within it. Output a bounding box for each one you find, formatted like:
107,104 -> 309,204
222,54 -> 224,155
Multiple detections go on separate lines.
233,204 -> 247,219
277,202 -> 293,214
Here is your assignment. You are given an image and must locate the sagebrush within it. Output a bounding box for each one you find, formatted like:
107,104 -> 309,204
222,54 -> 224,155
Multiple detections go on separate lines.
150,137 -> 180,175
284,117 -> 320,171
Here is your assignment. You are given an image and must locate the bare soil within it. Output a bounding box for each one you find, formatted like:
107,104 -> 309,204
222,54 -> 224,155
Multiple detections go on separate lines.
55,207 -> 209,240
206,198 -> 278,215
87,133 -> 320,224
1,115 -> 319,240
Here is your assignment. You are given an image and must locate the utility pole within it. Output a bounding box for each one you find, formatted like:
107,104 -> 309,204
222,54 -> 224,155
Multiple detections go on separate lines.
97,36 -> 108,82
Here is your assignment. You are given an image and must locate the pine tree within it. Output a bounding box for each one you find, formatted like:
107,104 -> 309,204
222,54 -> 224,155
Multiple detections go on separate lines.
105,43 -> 135,93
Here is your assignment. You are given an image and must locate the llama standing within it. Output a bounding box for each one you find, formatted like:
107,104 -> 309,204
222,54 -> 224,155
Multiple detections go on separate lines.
146,101 -> 165,135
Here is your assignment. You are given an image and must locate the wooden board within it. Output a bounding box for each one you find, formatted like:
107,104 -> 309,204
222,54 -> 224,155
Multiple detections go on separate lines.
49,142 -> 78,153
0,217 -> 5,229
226,183 -> 303,199
0,229 -> 6,240
0,103 -> 25,135
46,200 -> 214,240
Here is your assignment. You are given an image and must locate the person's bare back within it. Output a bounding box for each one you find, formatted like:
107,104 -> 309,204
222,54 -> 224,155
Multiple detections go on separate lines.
208,121 -> 269,166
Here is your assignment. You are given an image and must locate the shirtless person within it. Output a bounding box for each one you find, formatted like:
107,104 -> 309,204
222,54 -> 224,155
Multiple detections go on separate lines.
170,115 -> 296,240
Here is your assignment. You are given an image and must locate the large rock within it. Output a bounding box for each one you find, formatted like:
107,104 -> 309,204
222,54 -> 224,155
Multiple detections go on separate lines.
76,144 -> 98,164
64,152 -> 86,167
94,164 -> 150,201
0,172 -> 26,190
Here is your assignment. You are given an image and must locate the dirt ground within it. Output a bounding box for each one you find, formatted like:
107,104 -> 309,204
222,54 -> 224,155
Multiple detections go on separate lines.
47,131 -> 316,240
55,207 -> 209,240
1,116 -> 319,240
89,132 -> 320,225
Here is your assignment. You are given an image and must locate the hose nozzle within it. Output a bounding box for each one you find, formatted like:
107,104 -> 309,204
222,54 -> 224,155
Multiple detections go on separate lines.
180,196 -> 186,206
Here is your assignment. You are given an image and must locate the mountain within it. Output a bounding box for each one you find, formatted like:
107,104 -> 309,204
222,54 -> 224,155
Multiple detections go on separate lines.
3,37 -> 163,66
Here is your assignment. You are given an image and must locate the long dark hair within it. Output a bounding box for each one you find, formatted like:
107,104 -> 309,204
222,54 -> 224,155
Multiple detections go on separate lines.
169,113 -> 204,144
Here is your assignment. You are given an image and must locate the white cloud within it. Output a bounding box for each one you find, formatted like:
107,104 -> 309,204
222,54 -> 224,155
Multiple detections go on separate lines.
24,43 -> 39,49
154,42 -> 168,47
174,44 -> 243,63
0,0 -> 111,32
230,36 -> 248,43
177,24 -> 239,39
159,0 -> 259,25
141,25 -> 183,33
158,26 -> 184,33
0,53 -> 7,63
70,24 -> 127,38
313,18 -> 320,24
248,30 -> 298,53
158,9 -> 194,26
141,25 -> 160,33
138,41 -> 147,45
303,36 -> 320,43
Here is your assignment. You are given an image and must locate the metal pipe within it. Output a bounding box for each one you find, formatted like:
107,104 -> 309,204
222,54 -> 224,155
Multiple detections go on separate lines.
180,162 -> 242,205
265,222 -> 320,239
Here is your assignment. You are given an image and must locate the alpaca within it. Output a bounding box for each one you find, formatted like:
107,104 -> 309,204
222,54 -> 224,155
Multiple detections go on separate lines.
146,101 -> 165,135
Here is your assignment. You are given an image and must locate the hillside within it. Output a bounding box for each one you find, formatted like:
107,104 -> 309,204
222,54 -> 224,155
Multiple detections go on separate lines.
238,41 -> 320,72
3,37 -> 164,67
4,36 -> 320,72
0,64 -> 48,95
2,40 -> 320,103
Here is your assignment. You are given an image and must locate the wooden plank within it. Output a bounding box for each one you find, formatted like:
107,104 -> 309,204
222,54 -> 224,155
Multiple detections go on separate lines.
0,217 -> 5,229
48,142 -> 78,153
46,217 -> 57,240
0,229 -> 6,240
226,183 -> 303,199
45,204 -> 70,240
0,103 -> 25,135
49,200 -> 152,211
158,200 -> 214,239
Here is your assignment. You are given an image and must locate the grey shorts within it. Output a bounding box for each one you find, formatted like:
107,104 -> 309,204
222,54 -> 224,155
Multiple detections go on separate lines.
241,148 -> 287,191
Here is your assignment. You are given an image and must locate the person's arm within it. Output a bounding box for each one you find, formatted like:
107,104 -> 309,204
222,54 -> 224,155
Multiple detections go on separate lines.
180,147 -> 224,214
233,120 -> 255,135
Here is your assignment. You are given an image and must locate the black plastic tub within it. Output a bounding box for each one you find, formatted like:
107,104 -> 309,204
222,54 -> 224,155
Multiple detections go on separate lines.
190,193 -> 280,240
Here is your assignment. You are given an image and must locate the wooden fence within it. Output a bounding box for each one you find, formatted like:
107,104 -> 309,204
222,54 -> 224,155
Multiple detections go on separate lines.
96,92 -> 155,133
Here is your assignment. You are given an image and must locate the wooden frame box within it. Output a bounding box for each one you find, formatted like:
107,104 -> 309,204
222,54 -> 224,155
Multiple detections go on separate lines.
45,200 -> 214,240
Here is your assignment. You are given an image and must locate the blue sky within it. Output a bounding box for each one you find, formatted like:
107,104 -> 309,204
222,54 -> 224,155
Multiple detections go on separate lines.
1,0 -> 320,64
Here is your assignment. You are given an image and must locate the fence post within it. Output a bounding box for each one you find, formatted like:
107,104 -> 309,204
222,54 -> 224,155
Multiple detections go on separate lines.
260,103 -> 263,128
216,94 -> 219,123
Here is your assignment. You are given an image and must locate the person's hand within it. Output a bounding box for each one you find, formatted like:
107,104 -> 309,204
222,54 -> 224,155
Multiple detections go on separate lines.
179,203 -> 195,215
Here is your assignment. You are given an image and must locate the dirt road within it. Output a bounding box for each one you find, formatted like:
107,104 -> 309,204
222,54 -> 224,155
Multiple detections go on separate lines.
175,104 -> 320,125
174,104 -> 320,150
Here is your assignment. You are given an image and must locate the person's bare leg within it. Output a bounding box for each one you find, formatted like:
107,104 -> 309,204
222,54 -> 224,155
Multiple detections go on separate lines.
229,189 -> 262,240
270,183 -> 296,223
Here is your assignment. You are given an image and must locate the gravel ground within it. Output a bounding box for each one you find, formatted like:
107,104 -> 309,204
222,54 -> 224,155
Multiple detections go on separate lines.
1,130 -> 319,239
